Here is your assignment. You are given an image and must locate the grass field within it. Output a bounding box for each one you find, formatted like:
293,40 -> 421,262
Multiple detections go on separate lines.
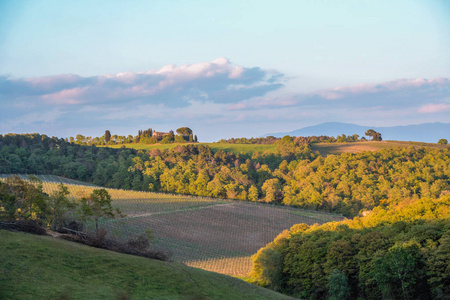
311,140 -> 449,157
0,174 -> 344,276
0,230 -> 294,300
100,142 -> 277,155
100,140 -> 448,157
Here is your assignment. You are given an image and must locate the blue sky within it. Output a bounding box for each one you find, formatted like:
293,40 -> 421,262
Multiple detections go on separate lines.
1,0 -> 449,141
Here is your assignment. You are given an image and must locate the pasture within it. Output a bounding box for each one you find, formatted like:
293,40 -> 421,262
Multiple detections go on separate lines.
1,174 -> 343,276
0,230 -> 293,300
310,140 -> 449,157
100,142 -> 277,155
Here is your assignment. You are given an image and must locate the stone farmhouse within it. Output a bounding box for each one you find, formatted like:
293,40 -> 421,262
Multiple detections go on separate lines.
152,131 -> 169,140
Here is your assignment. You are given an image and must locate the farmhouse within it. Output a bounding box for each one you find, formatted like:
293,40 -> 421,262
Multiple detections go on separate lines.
152,131 -> 169,140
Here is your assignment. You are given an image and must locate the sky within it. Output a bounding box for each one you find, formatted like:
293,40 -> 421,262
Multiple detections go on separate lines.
0,0 -> 449,141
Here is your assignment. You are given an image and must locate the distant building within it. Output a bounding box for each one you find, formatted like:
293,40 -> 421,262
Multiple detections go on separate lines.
152,131 -> 169,140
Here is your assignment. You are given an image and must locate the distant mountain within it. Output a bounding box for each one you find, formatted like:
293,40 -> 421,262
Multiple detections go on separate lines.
264,122 -> 450,143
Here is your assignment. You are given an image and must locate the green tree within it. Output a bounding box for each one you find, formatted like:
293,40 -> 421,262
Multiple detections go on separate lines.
47,183 -> 75,230
161,131 -> 175,144
261,178 -> 282,203
2,175 -> 48,221
75,134 -> 86,145
104,130 -> 111,143
337,134 -> 347,143
327,269 -> 350,300
364,129 -> 382,141
372,241 -> 426,300
250,247 -> 283,290
79,189 -> 123,235
176,127 -> 193,137
437,138 -> 448,145
0,181 -> 17,220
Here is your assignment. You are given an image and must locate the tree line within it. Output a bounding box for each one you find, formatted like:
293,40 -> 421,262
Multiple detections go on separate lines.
68,127 -> 198,146
217,130 -> 382,145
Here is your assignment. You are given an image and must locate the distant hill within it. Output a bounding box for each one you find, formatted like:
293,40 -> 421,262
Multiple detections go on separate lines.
264,122 -> 450,143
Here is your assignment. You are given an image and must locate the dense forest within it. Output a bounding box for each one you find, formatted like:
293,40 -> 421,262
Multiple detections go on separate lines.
249,196 -> 450,299
0,133 -> 449,217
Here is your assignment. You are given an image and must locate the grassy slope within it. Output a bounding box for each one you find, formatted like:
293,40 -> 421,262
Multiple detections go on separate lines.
0,230 -> 292,300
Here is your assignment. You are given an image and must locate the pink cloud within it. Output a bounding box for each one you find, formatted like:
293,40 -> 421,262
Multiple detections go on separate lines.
417,103 -> 450,114
41,87 -> 88,105
1,57 -> 282,108
317,78 -> 450,100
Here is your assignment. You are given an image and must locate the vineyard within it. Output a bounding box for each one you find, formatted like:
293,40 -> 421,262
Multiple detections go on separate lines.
1,174 -> 344,276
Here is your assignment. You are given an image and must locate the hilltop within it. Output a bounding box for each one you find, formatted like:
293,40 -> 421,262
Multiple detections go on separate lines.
0,230 -> 293,300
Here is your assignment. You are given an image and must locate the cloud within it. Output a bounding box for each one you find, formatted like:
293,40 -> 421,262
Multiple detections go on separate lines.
228,77 -> 450,111
0,57 -> 283,108
1,58 -> 449,140
417,103 -> 450,113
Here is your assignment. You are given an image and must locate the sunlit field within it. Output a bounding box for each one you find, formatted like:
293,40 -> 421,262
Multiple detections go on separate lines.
311,140 -> 449,157
1,174 -> 343,276
99,142 -> 277,155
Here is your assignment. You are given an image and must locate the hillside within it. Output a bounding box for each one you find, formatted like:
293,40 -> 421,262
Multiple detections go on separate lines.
265,122 -> 450,143
0,230 -> 293,300
1,175 -> 343,276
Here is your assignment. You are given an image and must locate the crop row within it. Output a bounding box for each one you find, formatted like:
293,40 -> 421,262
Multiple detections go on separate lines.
1,174 -> 343,276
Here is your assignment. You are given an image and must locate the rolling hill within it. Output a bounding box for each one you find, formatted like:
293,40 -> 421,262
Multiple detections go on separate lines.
0,175 -> 343,276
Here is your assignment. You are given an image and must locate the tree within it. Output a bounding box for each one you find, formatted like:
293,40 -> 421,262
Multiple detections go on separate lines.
47,183 -> 74,230
0,181 -> 17,220
365,129 -> 376,141
365,129 -> 382,141
104,130 -> 111,143
176,127 -> 193,137
327,269 -> 350,300
261,178 -> 283,203
75,134 -> 86,145
437,139 -> 448,145
371,241 -> 426,300
373,131 -> 382,141
248,185 -> 259,201
161,131 -> 175,144
79,189 -> 123,235
250,247 -> 283,290
2,175 -> 48,221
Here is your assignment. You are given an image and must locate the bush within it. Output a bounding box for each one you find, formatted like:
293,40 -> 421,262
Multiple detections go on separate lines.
0,220 -> 47,235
